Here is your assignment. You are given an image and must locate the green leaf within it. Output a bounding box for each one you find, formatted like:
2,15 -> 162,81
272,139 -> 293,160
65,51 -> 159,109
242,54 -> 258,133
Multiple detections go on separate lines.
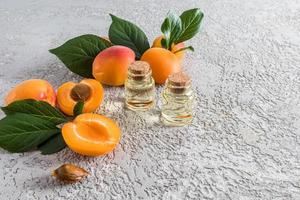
38,133 -> 66,155
175,8 -> 204,43
1,99 -> 67,125
73,101 -> 84,117
0,113 -> 60,153
49,34 -> 112,77
109,14 -> 150,59
161,38 -> 167,49
161,11 -> 182,50
173,45 -> 195,54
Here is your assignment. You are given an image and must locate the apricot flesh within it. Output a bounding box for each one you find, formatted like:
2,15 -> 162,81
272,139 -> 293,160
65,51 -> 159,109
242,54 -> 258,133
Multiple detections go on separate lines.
5,79 -> 56,106
57,79 -> 104,116
152,35 -> 185,61
141,48 -> 181,84
62,113 -> 121,156
92,45 -> 135,86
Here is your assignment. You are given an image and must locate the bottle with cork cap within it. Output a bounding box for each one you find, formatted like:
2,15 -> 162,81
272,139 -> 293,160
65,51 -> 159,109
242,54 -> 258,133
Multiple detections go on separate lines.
161,71 -> 195,126
124,61 -> 156,111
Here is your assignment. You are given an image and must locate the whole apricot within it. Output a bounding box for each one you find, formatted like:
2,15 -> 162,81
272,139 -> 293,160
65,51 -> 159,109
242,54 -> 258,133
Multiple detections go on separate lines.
152,36 -> 185,61
62,113 -> 121,156
5,79 -> 56,106
92,45 -> 135,86
57,79 -> 104,116
141,48 -> 181,84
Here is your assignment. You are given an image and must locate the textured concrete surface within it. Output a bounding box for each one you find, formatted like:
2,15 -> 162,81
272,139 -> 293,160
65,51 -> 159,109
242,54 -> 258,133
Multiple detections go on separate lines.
0,0 -> 300,199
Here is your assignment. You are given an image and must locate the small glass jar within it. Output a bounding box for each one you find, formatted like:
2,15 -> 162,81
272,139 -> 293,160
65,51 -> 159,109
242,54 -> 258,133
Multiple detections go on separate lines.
161,72 -> 195,126
125,61 -> 155,111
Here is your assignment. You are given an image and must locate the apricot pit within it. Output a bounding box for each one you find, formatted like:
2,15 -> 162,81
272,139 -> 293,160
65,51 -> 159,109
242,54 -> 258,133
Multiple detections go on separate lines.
70,83 -> 91,102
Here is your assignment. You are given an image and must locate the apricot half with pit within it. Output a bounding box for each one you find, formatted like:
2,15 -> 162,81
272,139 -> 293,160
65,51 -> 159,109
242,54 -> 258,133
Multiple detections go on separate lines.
57,79 -> 104,116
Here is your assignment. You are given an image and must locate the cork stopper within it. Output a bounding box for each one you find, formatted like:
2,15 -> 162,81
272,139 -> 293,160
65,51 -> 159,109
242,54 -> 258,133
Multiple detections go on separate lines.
168,71 -> 191,93
129,61 -> 150,75
128,61 -> 151,81
169,71 -> 191,86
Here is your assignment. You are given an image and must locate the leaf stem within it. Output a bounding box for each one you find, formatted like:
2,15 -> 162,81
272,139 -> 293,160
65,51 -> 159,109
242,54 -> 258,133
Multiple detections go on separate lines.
173,46 -> 194,54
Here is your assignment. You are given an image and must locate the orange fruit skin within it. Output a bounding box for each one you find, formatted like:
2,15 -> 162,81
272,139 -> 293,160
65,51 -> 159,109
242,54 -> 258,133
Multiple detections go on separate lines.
141,48 -> 181,84
152,35 -> 185,61
4,79 -> 56,106
57,79 -> 104,116
92,45 -> 135,86
62,113 -> 121,156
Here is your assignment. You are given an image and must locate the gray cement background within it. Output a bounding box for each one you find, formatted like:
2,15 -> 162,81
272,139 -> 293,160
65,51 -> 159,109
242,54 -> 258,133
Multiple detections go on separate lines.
0,0 -> 300,199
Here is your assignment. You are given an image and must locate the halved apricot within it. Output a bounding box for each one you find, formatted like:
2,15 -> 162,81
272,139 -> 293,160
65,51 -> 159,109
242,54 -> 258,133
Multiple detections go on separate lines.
62,113 -> 121,156
57,79 -> 104,116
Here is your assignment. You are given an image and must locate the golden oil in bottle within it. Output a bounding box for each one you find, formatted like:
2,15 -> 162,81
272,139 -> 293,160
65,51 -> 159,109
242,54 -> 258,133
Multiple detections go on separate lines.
161,72 -> 195,126
125,61 -> 155,111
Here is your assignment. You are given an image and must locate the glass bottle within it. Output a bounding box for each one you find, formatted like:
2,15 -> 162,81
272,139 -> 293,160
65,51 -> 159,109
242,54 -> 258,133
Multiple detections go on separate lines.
125,61 -> 155,111
161,71 -> 195,126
